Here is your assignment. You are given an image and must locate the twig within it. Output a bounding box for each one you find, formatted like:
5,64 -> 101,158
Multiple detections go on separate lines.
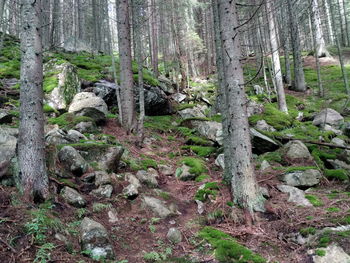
0,237 -> 16,253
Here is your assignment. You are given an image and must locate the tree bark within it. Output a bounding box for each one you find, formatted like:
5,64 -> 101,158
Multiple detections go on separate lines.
311,0 -> 330,57
19,0 -> 48,202
216,0 -> 265,214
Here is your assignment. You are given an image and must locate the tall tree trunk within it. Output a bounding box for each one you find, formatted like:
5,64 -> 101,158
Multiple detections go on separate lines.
150,0 -> 159,77
266,0 -> 288,113
116,0 -> 136,133
287,0 -> 307,92
216,0 -> 265,216
311,0 -> 330,57
19,0 -> 48,202
0,0 -> 7,49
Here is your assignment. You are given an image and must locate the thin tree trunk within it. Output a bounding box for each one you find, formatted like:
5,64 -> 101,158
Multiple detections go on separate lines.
311,0 -> 330,57
19,0 -> 48,202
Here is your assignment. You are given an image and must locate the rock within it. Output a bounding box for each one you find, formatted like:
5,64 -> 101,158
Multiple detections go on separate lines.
45,129 -> 71,145
311,244 -> 350,263
44,61 -> 81,110
158,75 -> 175,94
215,154 -> 225,170
260,186 -> 270,198
93,80 -> 119,107
76,144 -> 124,172
178,107 -> 206,119
135,169 -> 158,187
67,130 -> 87,142
253,85 -> 264,95
277,185 -> 312,206
80,217 -> 115,260
172,93 -> 187,103
68,92 -> 108,123
250,128 -> 280,154
158,165 -> 173,176
61,187 -> 86,207
344,122 -> 350,137
125,173 -> 141,188
327,159 -> 350,171
0,127 -> 17,163
331,137 -> 346,147
282,140 -> 312,160
142,85 -> 172,115
108,209 -> 119,223
58,146 -> 88,176
92,184 -> 113,198
123,184 -> 138,199
247,100 -> 264,117
281,169 -> 321,187
142,196 -> 174,218
0,110 -> 13,124
166,228 -> 182,244
313,108 -> 344,128
195,121 -> 223,145
94,171 -> 112,186
255,120 -> 276,132
177,165 -> 196,181
74,121 -> 96,133
324,124 -> 343,136
260,160 -> 271,171
195,200 -> 205,214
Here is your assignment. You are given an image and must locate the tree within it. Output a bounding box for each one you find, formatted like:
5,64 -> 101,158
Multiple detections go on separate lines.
18,0 -> 48,202
215,0 -> 265,219
116,0 -> 137,132
311,0 -> 330,57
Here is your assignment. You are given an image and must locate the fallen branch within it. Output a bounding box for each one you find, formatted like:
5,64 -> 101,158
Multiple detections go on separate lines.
275,136 -> 350,150
0,237 -> 16,253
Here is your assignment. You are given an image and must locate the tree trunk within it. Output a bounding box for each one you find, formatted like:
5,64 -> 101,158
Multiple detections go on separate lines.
18,0 -> 48,202
150,0 -> 159,77
266,0 -> 288,113
216,0 -> 265,215
311,0 -> 330,57
116,0 -> 137,133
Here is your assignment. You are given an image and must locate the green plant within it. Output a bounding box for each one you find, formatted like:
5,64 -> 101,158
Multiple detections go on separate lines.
92,203 -> 112,213
76,208 -> 87,219
195,182 -> 220,202
300,227 -> 316,236
324,169 -> 349,181
326,207 -> 340,213
143,247 -> 172,262
181,157 -> 207,176
305,195 -> 324,207
34,243 -> 55,263
181,145 -> 216,157
315,249 -> 326,257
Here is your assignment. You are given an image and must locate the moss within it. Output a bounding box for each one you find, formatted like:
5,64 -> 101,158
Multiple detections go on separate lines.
175,103 -> 196,111
305,195 -> 324,207
48,113 -> 95,129
0,60 -> 20,79
158,191 -> 171,200
315,249 -> 326,257
326,207 -> 340,213
181,145 -> 216,157
300,227 -> 317,237
318,232 -> 331,247
177,127 -> 195,137
144,115 -> 176,132
249,104 -> 294,130
198,226 -> 267,263
258,151 -> 283,164
195,174 -> 210,182
182,157 -> 207,176
194,182 -> 219,202
180,117 -> 211,126
43,104 -> 59,114
324,169 -> 349,181
141,159 -> 158,169
281,166 -> 318,173
186,136 -> 213,146
43,75 -> 59,93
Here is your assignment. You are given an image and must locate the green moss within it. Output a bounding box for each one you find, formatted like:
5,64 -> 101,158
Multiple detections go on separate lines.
258,151 -> 282,163
181,145 -> 216,157
195,182 -> 219,202
176,103 -> 196,111
43,75 -> 59,93
315,249 -> 326,257
300,227 -> 317,236
144,115 -> 176,132
195,174 -> 210,182
48,113 -> 95,129
318,232 -> 331,247
0,60 -> 20,79
326,207 -> 340,213
249,104 -> 294,130
43,104 -> 59,114
198,226 -> 267,263
305,195 -> 324,207
177,127 -> 195,137
282,166 -> 318,173
324,169 -> 349,181
186,136 -> 213,146
182,157 -> 207,176
141,158 -> 158,169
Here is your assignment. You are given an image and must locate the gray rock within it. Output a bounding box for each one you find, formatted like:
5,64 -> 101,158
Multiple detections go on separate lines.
142,86 -> 172,115
324,124 -> 343,136
67,130 -> 87,142
136,169 -> 158,187
123,184 -> 138,199
283,140 -> 312,160
260,160 -> 271,171
58,146 -> 88,176
45,129 -> 71,145
311,244 -> 350,263
250,128 -> 280,154
166,228 -> 182,244
195,121 -> 223,145
158,165 -> 174,176
158,75 -> 175,94
255,120 -> 276,132
125,173 -> 141,188
253,85 -> 264,95
281,169 -> 321,187
331,137 -> 346,147
44,61 -> 81,110
94,171 -> 112,186
69,92 -> 108,123
0,110 -> 13,124
177,165 -> 196,181
0,127 -> 17,163
277,185 -> 312,206
61,187 -> 86,207
195,200 -> 205,214
215,154 -> 225,170
327,159 -> 350,171
92,184 -> 113,198
313,108 -> 344,128
93,80 -> 119,106
142,196 -> 174,218
74,121 -> 96,133
80,217 -> 114,260
172,93 -> 187,103
247,100 -> 264,117
260,186 -> 270,198
178,107 -> 206,119
344,122 -> 350,137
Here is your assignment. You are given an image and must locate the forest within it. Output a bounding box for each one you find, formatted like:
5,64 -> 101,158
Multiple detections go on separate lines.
1,0 -> 350,262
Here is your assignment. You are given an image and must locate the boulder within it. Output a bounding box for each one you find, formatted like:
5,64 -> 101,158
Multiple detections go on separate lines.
250,128 -> 280,154
260,160 -> 271,171
195,121 -> 223,145
142,196 -> 175,218
91,184 -> 113,198
281,169 -> 321,187
247,100 -> 264,117
311,244 -> 350,263
68,92 -> 108,123
215,154 -> 225,170
344,122 -> 350,137
0,127 -> 17,163
327,159 -> 350,171
166,228 -> 182,244
74,121 -> 96,133
142,85 -> 172,115
61,186 -> 86,207
282,140 -> 312,160
172,93 -> 187,103
178,107 -> 206,119
44,61 -> 81,110
331,137 -> 346,147
0,110 -> 13,124
158,75 -> 175,94
58,146 -> 88,176
135,169 -> 158,187
255,120 -> 276,132
313,108 -> 344,127
324,124 -> 343,136
277,185 -> 312,207
125,173 -> 141,188
45,129 -> 71,145
80,217 -> 115,260
94,171 -> 112,186
123,184 -> 138,199
93,80 -> 119,107
66,129 -> 87,142
177,165 -> 196,181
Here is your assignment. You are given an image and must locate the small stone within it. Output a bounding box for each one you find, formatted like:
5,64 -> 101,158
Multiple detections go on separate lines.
331,137 -> 346,147
255,120 -> 276,132
260,186 -> 270,198
92,184 -> 113,198
108,209 -> 119,223
166,228 -> 182,244
215,154 -> 225,170
142,196 -> 174,218
283,140 -> 312,160
195,200 -> 205,214
277,185 -> 312,207
95,171 -> 112,186
281,169 -> 321,187
123,184 -> 138,199
124,173 -> 141,188
67,129 -> 87,142
158,165 -> 173,176
136,170 -> 158,187
177,165 -> 196,181
58,146 -> 88,176
260,160 -> 271,171
61,186 -> 86,207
